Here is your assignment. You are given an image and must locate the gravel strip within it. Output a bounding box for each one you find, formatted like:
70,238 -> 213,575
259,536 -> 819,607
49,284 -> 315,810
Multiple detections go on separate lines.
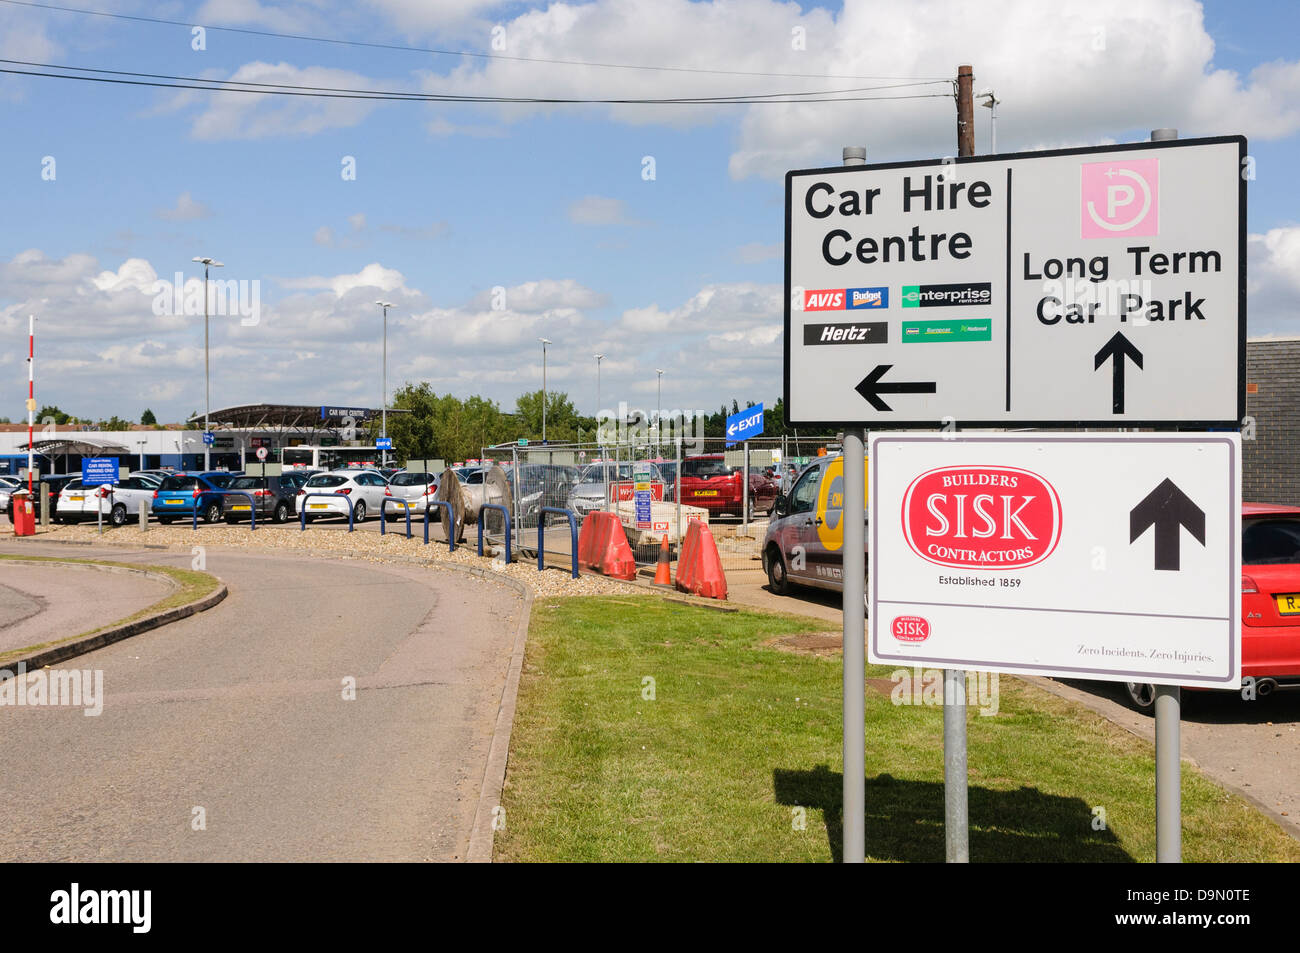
29,522 -> 643,598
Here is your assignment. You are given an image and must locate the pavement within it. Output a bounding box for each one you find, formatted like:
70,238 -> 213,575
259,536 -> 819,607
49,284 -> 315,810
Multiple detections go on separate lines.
0,560 -> 176,654
728,567 -> 1300,840
0,539 -> 524,861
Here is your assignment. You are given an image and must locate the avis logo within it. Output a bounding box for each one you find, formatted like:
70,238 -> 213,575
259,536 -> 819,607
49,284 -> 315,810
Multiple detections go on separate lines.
1081,158 -> 1158,238
902,466 -> 1062,570
804,288 -> 845,311
891,616 -> 930,642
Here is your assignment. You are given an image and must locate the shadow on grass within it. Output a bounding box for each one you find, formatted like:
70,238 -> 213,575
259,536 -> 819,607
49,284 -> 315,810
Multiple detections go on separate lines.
774,764 -> 1133,863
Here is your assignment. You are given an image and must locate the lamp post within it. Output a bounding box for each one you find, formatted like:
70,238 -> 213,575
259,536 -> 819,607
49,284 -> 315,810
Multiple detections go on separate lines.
594,353 -> 604,420
540,338 -> 551,443
655,368 -> 664,449
192,256 -> 223,471
375,300 -> 394,465
977,88 -> 1000,154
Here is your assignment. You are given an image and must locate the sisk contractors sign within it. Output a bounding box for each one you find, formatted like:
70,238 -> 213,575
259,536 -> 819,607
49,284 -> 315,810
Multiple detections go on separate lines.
868,433 -> 1241,689
784,136 -> 1246,428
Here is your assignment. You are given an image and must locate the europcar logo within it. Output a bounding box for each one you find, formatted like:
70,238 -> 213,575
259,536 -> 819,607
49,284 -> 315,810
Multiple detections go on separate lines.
804,288 -> 845,311
847,286 -> 888,309
891,616 -> 930,643
901,282 -> 992,308
901,465 -> 1062,570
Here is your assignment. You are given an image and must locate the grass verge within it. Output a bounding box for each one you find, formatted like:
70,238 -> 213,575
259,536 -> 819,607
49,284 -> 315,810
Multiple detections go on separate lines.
495,595 -> 1300,863
0,555 -> 219,666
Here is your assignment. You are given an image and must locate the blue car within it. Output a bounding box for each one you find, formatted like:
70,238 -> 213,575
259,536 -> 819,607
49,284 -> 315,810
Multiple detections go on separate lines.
152,471 -> 240,524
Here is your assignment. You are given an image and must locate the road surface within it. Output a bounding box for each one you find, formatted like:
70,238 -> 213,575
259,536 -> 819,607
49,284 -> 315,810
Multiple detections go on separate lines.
0,539 -> 523,861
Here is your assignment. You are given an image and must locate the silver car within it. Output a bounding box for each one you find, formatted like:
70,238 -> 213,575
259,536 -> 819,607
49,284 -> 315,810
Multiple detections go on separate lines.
761,454 -> 868,595
566,462 -> 666,519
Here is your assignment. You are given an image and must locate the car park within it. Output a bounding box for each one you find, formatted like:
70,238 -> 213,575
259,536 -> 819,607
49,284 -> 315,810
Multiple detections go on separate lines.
761,453 -> 867,596
383,471 -> 438,521
297,469 -> 389,522
152,472 -> 238,524
221,474 -> 299,524
6,474 -> 80,523
61,475 -> 161,526
567,462 -> 667,519
1124,502 -> 1300,714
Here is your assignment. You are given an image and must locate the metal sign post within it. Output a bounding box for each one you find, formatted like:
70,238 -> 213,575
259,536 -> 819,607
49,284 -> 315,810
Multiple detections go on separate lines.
840,145 -> 868,865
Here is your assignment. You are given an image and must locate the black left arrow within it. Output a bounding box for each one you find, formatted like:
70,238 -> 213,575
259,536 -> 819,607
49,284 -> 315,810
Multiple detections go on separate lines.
1130,478 -> 1206,571
1094,331 -> 1143,414
855,364 -> 937,412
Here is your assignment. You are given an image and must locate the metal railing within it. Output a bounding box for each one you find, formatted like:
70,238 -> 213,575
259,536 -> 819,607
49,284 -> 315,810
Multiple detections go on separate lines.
298,492 -> 355,532
537,506 -> 579,579
477,503 -> 512,563
380,499 -> 413,537
423,501 -> 455,552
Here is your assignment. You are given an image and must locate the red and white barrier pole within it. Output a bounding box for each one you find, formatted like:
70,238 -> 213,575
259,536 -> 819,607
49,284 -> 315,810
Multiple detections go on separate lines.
27,314 -> 34,495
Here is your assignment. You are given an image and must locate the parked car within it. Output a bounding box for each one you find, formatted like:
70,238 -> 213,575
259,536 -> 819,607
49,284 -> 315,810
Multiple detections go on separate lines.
762,454 -> 867,595
678,454 -> 777,518
6,474 -> 80,523
0,475 -> 22,514
221,474 -> 299,524
566,462 -> 667,519
1124,502 -> 1300,713
59,475 -> 160,525
152,472 -> 238,523
383,471 -> 439,521
297,469 -> 389,522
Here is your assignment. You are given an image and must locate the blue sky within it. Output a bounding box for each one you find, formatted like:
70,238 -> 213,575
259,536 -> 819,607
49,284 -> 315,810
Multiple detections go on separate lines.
0,0 -> 1297,424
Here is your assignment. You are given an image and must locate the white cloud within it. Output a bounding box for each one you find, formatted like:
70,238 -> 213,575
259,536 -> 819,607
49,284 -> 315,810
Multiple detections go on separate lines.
1247,226 -> 1300,335
568,195 -> 640,226
280,262 -> 407,297
156,192 -> 213,222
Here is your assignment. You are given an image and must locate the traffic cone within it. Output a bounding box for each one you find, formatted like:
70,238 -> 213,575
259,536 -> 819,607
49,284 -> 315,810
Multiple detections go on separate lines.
653,534 -> 673,586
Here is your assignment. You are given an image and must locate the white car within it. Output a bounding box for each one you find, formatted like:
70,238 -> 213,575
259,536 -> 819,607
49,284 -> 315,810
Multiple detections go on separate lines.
0,475 -> 22,512
297,469 -> 389,523
57,476 -> 159,526
383,471 -> 439,521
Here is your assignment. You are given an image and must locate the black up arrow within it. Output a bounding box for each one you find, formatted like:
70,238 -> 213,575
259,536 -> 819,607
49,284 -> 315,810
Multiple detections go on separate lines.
1130,478 -> 1206,571
1094,331 -> 1143,414
855,364 -> 937,412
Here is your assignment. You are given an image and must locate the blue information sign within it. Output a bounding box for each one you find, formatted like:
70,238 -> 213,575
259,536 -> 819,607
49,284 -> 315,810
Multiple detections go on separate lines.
202,431 -> 215,446
376,437 -> 393,450
81,457 -> 119,487
726,403 -> 765,446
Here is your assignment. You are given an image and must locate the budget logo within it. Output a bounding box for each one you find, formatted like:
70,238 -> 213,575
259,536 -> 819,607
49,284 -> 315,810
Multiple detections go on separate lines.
1081,158 -> 1158,238
901,283 -> 991,308
804,288 -> 845,311
846,286 -> 888,309
891,616 -> 930,643
901,465 -> 1062,570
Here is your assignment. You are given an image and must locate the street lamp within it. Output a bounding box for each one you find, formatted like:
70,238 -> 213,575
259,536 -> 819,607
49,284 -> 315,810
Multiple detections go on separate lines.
594,354 -> 604,421
376,300 -> 394,465
192,256 -> 223,470
656,368 -> 664,448
977,88 -> 1000,154
539,338 -> 552,443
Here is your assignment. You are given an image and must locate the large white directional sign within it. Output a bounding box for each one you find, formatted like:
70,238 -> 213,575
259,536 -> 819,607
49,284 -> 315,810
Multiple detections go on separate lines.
869,433 -> 1241,688
785,137 -> 1246,427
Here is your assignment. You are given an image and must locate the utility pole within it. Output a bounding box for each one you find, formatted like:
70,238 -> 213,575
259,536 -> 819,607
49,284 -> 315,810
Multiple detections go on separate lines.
192,256 -> 223,471
944,63 -> 975,865
956,64 -> 975,160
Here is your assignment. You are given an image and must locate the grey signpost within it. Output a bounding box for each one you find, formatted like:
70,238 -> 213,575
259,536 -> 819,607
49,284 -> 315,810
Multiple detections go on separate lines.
841,145 -> 867,865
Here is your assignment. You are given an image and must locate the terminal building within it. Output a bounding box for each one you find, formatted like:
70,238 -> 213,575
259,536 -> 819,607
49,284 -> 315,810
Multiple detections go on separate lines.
0,404 -> 396,477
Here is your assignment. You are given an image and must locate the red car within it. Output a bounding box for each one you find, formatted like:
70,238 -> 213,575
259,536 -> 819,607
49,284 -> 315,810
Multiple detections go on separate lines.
677,454 -> 778,518
1126,502 -> 1300,712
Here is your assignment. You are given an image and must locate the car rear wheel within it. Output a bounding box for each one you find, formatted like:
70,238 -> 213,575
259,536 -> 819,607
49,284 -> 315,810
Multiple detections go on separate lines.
1124,682 -> 1157,714
273,501 -> 289,524
353,500 -> 367,523
202,502 -> 222,524
766,546 -> 792,596
110,503 -> 127,527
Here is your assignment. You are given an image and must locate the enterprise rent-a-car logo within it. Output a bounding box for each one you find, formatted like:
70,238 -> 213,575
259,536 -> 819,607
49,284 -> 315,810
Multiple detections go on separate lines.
901,282 -> 992,307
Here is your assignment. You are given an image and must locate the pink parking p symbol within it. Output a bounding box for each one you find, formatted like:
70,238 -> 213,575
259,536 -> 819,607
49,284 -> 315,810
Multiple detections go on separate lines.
1080,158 -> 1159,238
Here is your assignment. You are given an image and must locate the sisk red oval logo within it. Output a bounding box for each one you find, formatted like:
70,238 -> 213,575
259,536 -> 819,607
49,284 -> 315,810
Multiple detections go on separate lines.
901,465 -> 1062,570
891,615 -> 930,642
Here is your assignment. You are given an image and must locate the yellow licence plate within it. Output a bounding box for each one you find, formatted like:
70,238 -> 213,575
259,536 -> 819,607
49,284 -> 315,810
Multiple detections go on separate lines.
1275,594 -> 1300,615
69,495 -> 84,502
164,499 -> 182,505
694,490 -> 718,496
231,504 -> 251,511
309,503 -> 329,510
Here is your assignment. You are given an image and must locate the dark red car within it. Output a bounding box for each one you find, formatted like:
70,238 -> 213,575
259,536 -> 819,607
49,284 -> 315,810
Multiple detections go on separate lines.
677,454 -> 778,518
1126,502 -> 1300,712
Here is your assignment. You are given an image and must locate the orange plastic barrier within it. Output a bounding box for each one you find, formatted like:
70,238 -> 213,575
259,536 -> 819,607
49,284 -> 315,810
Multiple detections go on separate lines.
577,511 -> 637,580
675,520 -> 727,600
